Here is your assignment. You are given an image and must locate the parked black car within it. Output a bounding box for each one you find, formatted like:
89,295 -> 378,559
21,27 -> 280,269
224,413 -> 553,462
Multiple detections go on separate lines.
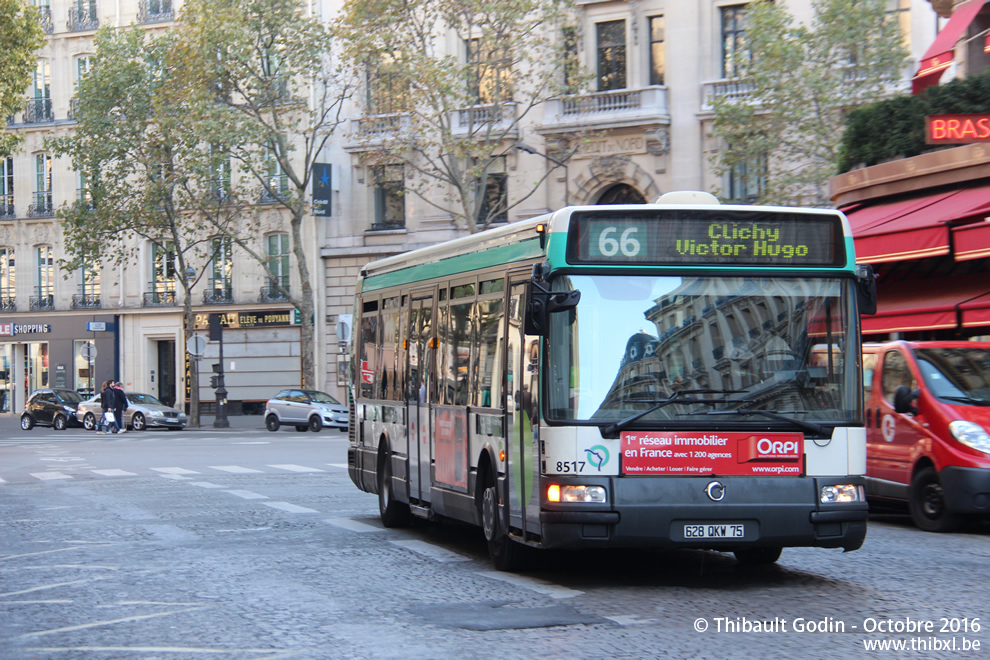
21,388 -> 86,430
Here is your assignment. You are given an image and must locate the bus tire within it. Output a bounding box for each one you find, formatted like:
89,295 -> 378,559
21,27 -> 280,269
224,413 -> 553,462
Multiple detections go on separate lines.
733,547 -> 782,566
481,470 -> 527,572
909,466 -> 960,533
378,444 -> 411,528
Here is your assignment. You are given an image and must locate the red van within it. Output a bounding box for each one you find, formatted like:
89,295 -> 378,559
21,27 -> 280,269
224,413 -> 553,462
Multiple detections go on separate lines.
862,341 -> 990,531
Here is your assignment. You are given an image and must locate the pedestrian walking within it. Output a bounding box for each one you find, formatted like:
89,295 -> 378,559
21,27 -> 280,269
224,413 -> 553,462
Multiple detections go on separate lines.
99,380 -> 120,434
113,381 -> 129,433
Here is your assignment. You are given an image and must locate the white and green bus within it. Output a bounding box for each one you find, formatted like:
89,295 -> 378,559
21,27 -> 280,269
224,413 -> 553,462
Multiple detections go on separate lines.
347,191 -> 876,570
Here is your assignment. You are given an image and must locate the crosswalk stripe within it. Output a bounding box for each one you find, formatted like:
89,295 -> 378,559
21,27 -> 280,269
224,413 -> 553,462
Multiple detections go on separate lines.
325,518 -> 384,533
224,490 -> 268,500
262,502 -> 318,513
209,466 -> 263,474
390,539 -> 471,563
326,463 -> 349,470
150,467 -> 200,475
0,476 -> 6,484
189,482 -> 226,489
478,572 -> 584,600
91,469 -> 137,477
267,464 -> 324,473
30,472 -> 73,481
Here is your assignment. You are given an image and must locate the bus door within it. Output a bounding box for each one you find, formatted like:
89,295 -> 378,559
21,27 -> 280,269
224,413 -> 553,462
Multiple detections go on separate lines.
406,294 -> 434,504
507,278 -> 543,536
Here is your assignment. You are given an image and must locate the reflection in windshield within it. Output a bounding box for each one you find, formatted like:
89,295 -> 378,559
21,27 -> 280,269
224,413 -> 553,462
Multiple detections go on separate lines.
915,347 -> 990,403
546,275 -> 861,425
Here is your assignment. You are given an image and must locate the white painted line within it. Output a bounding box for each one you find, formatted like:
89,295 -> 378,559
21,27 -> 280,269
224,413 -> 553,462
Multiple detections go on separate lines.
150,467 -> 200,475
390,539 -> 471,563
231,441 -> 269,445
224,490 -> 269,500
0,547 -> 83,562
0,599 -> 74,604
209,466 -> 263,474
267,464 -> 325,473
325,518 -> 385,533
603,615 -> 658,626
189,482 -> 226,489
16,607 -> 207,639
0,477 -> 6,483
91,469 -> 137,477
157,474 -> 191,481
30,472 -> 72,481
262,502 -> 318,513
326,463 -> 349,470
478,571 -> 584,600
0,579 -> 90,598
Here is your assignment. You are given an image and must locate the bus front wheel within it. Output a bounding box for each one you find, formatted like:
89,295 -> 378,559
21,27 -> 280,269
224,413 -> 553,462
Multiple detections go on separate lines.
481,471 -> 527,572
378,445 -> 411,528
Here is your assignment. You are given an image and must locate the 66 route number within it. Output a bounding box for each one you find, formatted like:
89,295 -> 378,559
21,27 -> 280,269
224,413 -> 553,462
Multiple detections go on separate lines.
556,461 -> 586,473
598,227 -> 642,257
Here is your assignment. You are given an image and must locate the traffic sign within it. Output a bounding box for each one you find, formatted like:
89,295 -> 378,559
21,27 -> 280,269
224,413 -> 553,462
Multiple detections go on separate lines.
81,343 -> 97,359
187,334 -> 207,356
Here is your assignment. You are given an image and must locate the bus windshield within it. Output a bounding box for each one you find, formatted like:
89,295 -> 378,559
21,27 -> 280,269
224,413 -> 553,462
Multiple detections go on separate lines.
546,274 -> 861,426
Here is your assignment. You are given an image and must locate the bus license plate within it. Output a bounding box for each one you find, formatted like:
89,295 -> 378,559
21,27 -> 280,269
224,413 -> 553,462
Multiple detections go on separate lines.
684,523 -> 745,539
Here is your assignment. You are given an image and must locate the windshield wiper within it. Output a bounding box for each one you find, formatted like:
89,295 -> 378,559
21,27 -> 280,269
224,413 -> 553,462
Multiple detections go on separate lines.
690,408 -> 831,437
940,395 -> 990,407
601,389 -> 748,436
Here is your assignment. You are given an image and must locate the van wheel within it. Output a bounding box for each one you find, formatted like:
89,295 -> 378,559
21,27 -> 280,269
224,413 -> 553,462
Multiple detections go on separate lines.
377,445 -> 411,528
265,415 -> 279,432
910,467 -> 961,533
734,547 -> 782,566
480,470 -> 528,571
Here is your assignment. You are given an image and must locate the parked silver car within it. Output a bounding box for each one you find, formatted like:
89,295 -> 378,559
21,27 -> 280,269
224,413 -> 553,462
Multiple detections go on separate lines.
76,392 -> 188,431
265,389 -> 348,432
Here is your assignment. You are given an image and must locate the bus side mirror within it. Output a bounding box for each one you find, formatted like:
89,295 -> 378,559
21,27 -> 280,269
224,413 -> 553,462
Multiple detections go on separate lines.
525,283 -> 580,336
856,264 -> 877,316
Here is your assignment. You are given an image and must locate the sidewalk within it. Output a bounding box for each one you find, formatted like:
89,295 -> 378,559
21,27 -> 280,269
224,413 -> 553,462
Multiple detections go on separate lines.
183,414 -> 265,432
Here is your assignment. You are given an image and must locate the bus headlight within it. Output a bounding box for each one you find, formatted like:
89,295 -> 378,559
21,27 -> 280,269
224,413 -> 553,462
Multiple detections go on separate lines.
547,485 -> 607,503
820,484 -> 864,503
949,420 -> 990,454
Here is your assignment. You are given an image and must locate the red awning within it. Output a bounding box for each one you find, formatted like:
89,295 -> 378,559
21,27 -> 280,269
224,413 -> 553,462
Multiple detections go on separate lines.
954,222 -> 990,260
913,0 -> 986,95
863,276 -> 990,335
846,184 -> 990,264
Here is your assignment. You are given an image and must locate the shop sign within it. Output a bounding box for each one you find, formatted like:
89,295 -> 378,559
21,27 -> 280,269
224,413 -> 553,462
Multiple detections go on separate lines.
194,310 -> 293,330
925,113 -> 990,144
0,322 -> 11,336
1,322 -> 52,336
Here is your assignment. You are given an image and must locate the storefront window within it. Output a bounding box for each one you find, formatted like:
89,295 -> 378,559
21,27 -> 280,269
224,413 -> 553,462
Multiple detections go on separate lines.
74,340 -> 96,397
0,346 -> 11,412
25,342 -> 49,394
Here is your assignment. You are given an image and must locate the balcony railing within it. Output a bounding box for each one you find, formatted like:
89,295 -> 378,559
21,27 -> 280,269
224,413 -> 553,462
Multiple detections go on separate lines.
36,6 -> 53,33
143,286 -> 177,306
138,0 -> 173,23
702,78 -> 755,109
23,97 -> 54,124
0,296 -> 14,312
71,293 -> 101,309
203,285 -> 234,304
369,220 -> 405,231
259,284 -> 288,302
541,86 -> 668,132
30,293 -> 55,311
68,5 -> 99,32
450,102 -> 517,135
0,198 -> 14,220
28,192 -> 53,218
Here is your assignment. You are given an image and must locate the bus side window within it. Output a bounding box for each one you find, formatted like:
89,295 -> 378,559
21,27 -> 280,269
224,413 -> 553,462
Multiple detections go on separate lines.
360,301 -> 379,400
476,298 -> 503,408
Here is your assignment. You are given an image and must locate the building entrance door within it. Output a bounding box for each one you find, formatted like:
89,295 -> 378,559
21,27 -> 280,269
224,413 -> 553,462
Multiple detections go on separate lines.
157,340 -> 176,406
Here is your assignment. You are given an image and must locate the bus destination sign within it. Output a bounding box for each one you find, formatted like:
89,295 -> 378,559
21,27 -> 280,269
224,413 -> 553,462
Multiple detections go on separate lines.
569,210 -> 842,267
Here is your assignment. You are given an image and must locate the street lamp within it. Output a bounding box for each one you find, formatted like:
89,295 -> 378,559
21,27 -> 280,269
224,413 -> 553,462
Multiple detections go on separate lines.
514,142 -> 569,207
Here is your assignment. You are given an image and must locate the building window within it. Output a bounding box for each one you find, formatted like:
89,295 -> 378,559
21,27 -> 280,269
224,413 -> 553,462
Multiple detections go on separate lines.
0,157 -> 13,219
210,144 -> 230,201
206,236 -> 233,303
33,245 -> 55,311
147,241 -> 176,305
68,0 -> 99,32
138,0 -> 174,24
26,60 -> 52,123
73,256 -> 100,309
596,20 -> 627,91
371,164 -> 404,230
0,247 -> 14,311
32,0 -> 53,34
261,151 -> 288,203
264,233 -> 290,301
477,157 -> 507,226
721,4 -> 749,79
726,153 -> 766,204
366,52 -> 409,116
563,26 -> 580,93
649,16 -> 665,86
30,153 -> 53,217
466,38 -> 512,104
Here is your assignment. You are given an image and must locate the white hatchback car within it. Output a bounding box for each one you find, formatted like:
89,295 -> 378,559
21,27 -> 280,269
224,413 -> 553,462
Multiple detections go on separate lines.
265,389 -> 348,432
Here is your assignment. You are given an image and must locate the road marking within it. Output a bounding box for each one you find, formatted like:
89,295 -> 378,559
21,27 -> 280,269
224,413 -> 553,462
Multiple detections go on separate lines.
1,600 -> 74,604
30,472 -> 72,481
326,463 -> 349,470
16,607 -> 207,639
0,547 -> 83,562
267,464 -> 325,473
0,579 -> 91,598
189,482 -> 226,489
478,572 -> 584,600
22,647 -> 288,655
262,502 -> 318,513
231,441 -> 270,445
325,518 -> 385,533
209,465 -> 263,474
390,539 -> 471,563
150,467 -> 200,475
224,490 -> 269,500
91,469 -> 137,477
603,614 -> 658,626
157,474 -> 192,480
0,477 -> 6,483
